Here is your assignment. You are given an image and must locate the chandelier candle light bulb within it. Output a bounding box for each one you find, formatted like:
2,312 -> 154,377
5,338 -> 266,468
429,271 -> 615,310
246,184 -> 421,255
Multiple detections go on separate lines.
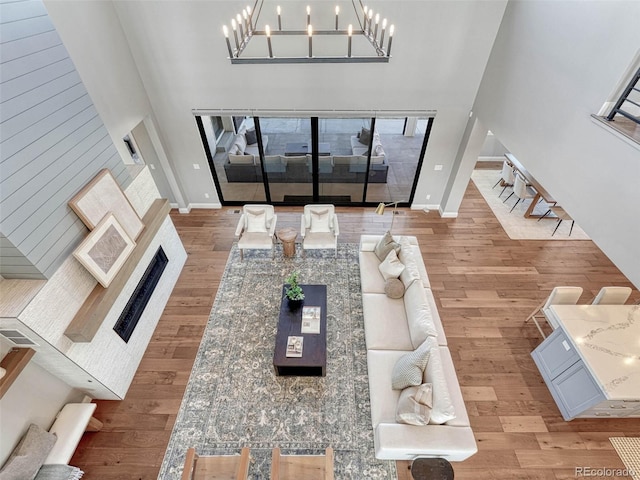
388,24 -> 394,56
231,18 -> 240,49
308,24 -> 313,57
265,25 -> 273,57
243,9 -> 250,34
307,5 -> 311,26
277,5 -> 282,30
223,25 -> 233,57
363,6 -> 368,30
347,24 -> 352,57
368,10 -> 374,35
335,5 -> 339,30
247,5 -> 253,29
374,13 -> 380,41
237,14 -> 244,39
380,19 -> 387,46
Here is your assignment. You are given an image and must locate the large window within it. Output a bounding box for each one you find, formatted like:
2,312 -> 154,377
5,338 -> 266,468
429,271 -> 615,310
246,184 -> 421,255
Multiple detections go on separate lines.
196,113 -> 432,206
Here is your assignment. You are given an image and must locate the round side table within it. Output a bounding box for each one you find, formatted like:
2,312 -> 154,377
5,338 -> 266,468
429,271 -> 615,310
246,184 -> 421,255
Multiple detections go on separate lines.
277,228 -> 297,258
410,457 -> 454,480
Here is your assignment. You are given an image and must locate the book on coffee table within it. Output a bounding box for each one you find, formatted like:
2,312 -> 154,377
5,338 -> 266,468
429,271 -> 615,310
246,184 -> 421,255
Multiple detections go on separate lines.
301,306 -> 321,334
286,336 -> 303,357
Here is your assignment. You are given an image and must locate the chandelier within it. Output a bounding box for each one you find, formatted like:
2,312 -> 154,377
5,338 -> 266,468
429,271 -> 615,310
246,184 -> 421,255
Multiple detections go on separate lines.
222,1 -> 394,64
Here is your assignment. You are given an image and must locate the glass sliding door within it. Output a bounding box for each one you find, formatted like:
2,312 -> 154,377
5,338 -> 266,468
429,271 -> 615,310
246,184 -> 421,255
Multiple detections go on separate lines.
256,116 -> 313,203
316,117 -> 371,203
365,117 -> 432,205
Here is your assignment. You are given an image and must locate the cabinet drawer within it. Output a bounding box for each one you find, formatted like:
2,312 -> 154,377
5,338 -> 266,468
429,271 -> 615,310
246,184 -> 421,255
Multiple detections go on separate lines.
532,328 -> 579,379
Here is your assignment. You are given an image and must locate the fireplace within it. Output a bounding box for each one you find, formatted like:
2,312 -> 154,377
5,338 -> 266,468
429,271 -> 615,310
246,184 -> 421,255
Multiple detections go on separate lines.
114,247 -> 168,342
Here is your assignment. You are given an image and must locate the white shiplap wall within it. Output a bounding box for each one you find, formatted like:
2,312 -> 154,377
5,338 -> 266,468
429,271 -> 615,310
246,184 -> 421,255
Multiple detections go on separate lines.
0,0 -> 132,279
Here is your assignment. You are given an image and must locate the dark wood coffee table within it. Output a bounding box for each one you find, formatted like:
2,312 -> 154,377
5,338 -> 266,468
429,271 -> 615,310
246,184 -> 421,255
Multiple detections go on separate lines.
273,284 -> 327,376
284,142 -> 331,156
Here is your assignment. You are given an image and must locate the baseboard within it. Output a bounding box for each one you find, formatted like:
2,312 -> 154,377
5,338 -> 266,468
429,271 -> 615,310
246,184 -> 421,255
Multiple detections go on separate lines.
411,203 -> 440,212
438,206 -> 458,218
188,203 -> 222,210
178,207 -> 191,214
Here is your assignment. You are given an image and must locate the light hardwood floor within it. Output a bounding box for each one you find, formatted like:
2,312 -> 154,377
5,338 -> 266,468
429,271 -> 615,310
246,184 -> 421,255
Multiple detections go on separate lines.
72,178 -> 639,479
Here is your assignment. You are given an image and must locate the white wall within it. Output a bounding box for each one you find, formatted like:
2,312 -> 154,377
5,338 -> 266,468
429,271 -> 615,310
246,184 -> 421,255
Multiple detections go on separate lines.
472,0 -> 640,287
0,347 -> 81,464
43,0 -> 187,209
45,0 -> 507,210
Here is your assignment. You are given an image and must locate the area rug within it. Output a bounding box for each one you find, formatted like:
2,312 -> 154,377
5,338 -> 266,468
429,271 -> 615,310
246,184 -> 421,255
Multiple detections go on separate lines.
610,437 -> 640,480
158,243 -> 396,479
471,169 -> 590,240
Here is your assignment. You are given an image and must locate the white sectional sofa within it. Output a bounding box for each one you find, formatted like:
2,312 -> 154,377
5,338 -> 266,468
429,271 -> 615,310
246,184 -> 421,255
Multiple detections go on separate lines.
359,234 -> 477,462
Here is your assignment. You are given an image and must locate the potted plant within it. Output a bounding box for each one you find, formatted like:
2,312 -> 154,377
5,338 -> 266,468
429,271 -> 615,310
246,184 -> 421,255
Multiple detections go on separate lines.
284,271 -> 305,309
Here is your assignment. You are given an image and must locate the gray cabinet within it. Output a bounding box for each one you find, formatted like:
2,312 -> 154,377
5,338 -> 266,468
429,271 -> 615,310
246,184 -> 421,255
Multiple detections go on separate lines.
532,329 -> 611,420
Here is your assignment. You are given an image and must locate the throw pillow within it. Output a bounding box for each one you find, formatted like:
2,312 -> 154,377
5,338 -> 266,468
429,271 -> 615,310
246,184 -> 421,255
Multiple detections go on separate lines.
34,465 -> 84,480
245,209 -> 267,233
391,340 -> 431,390
374,231 -> 401,262
0,424 -> 57,480
378,249 -> 405,281
403,281 -> 437,348
374,144 -> 385,156
359,127 -> 371,145
422,337 -> 457,424
245,128 -> 258,145
233,133 -> 247,154
384,278 -> 405,299
396,383 -> 433,425
309,209 -> 331,233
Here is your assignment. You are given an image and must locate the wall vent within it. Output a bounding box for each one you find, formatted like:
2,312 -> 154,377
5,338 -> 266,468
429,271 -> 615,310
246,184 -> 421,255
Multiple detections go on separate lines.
0,329 -> 38,346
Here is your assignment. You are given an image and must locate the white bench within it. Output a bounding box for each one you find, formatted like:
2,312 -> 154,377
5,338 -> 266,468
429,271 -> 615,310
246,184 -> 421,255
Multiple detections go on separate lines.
43,402 -> 102,465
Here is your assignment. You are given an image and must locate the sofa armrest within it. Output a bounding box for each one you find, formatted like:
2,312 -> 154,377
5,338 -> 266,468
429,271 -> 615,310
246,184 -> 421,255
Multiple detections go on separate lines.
235,214 -> 246,237
374,423 -> 477,462
360,235 -> 382,252
44,403 -> 98,465
267,214 -> 277,238
332,214 -> 340,236
300,214 -> 306,238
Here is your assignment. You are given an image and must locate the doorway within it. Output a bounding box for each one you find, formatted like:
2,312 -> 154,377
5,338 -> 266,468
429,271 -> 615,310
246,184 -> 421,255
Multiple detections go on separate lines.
195,113 -> 433,207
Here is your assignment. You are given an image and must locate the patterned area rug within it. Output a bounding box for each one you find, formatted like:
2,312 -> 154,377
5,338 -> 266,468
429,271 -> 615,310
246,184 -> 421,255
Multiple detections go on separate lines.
610,437 -> 640,480
471,169 -> 590,240
159,243 -> 396,479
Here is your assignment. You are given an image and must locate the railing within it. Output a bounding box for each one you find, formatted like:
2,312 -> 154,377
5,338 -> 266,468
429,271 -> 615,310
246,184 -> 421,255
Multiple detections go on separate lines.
606,67 -> 640,125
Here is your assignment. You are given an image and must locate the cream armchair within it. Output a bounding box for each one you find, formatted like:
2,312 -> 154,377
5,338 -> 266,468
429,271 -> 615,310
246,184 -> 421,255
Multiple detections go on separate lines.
235,204 -> 277,260
300,205 -> 339,258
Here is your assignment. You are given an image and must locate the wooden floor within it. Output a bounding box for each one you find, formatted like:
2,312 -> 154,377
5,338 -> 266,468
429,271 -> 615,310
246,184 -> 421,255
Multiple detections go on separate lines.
72,179 -> 639,479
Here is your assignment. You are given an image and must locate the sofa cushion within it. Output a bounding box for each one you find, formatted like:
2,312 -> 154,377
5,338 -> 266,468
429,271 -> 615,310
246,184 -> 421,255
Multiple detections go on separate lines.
384,279 -> 405,299
359,127 -> 371,145
362,293 -> 413,351
245,128 -> 258,145
403,281 -> 438,349
0,424 -> 57,480
378,249 -> 405,281
391,340 -> 431,390
246,209 -> 267,233
398,237 -> 431,288
396,383 -> 433,426
309,209 -> 331,233
228,154 -> 255,165
233,133 -> 247,154
374,231 -> 401,261
423,338 -> 457,425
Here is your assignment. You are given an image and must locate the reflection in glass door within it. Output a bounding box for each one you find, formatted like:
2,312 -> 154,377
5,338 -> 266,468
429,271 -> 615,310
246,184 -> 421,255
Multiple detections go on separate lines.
316,118 -> 370,203
255,117 -> 313,203
365,117 -> 432,205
